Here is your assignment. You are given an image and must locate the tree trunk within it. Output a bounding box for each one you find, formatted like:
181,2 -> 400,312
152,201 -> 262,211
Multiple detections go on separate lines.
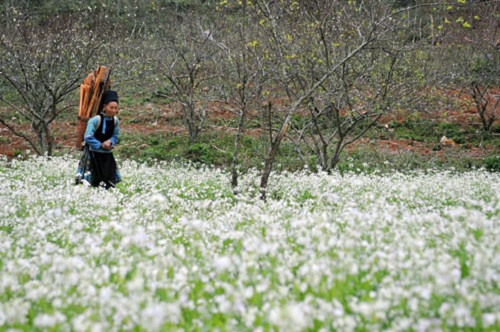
231,108 -> 246,189
33,121 -> 55,156
259,120 -> 290,200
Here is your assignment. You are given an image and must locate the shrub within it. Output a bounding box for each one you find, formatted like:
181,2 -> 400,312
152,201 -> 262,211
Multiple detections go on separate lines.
187,143 -> 216,164
484,155 -> 500,172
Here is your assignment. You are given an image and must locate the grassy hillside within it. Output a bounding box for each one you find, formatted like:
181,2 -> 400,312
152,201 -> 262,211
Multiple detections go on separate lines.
0,0 -> 498,173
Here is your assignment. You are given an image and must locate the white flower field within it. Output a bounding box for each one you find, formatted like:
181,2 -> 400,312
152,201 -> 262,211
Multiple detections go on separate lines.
0,155 -> 499,331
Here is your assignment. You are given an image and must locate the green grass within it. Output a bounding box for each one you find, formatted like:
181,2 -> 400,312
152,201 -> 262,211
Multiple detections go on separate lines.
113,123 -> 500,174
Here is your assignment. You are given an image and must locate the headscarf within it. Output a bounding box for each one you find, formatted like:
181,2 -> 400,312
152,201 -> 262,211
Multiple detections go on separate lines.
101,90 -> 119,105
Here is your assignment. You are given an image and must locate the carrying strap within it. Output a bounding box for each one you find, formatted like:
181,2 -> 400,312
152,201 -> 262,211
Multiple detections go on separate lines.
96,114 -> 117,129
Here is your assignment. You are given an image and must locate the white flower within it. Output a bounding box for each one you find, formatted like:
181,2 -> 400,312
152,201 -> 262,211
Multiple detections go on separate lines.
214,256 -> 232,273
268,302 -> 310,332
149,193 -> 167,203
140,302 -> 179,331
482,313 -> 497,328
33,312 -> 66,329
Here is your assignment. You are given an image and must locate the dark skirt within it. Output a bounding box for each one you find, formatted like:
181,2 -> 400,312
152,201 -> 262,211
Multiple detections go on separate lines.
76,145 -> 121,189
90,151 -> 117,189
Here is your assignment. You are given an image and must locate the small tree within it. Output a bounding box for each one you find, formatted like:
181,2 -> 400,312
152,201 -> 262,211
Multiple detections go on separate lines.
0,9 -> 101,155
212,2 -> 268,188
293,50 -> 401,173
438,0 -> 499,138
444,46 -> 500,137
153,13 -> 222,142
252,0 -> 430,198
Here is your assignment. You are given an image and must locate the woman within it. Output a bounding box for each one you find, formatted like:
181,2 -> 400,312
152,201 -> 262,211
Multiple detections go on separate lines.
76,90 -> 122,189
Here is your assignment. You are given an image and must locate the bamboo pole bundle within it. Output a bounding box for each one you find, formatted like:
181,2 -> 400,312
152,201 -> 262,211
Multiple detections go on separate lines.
75,66 -> 112,150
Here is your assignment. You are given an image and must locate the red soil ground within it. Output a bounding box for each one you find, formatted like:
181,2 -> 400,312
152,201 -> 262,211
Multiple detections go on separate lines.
0,91 -> 498,162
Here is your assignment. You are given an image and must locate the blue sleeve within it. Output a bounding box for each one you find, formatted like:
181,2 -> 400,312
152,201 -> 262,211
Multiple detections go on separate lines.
110,118 -> 120,146
84,116 -> 102,150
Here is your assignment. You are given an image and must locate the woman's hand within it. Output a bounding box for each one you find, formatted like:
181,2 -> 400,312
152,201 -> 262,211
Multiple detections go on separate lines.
101,140 -> 113,150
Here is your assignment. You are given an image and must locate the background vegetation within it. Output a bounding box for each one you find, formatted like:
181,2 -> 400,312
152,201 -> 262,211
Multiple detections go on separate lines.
0,0 -> 499,190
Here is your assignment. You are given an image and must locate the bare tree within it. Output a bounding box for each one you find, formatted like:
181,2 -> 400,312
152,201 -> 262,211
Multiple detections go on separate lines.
292,50 -> 401,173
210,2 -> 269,189
438,0 -> 499,139
445,44 -> 499,138
153,14 -> 222,142
0,9 -> 101,155
252,0 -> 431,199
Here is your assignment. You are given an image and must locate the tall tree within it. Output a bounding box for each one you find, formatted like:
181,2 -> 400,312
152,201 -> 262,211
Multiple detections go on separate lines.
153,12 -> 222,142
439,0 -> 499,139
212,2 -> 269,188
252,0 -> 434,199
0,9 -> 101,155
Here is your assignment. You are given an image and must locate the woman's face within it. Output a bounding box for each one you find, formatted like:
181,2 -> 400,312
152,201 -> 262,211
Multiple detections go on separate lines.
103,101 -> 119,117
